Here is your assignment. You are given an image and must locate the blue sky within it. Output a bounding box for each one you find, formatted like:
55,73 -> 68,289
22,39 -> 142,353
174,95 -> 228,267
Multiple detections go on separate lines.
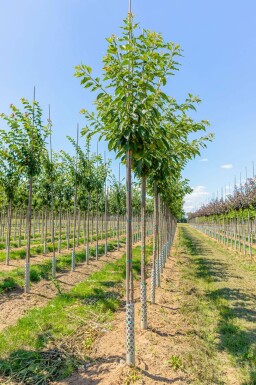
1,0 -> 256,211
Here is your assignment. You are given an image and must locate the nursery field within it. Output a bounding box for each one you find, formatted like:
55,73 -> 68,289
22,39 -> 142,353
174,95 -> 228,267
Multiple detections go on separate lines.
0,1 -> 225,383
1,225 -> 255,385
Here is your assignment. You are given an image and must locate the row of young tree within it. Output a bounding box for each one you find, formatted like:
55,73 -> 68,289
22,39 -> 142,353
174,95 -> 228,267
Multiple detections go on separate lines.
188,178 -> 256,258
0,100 -> 155,287
0,10 -> 211,366
74,10 -> 211,366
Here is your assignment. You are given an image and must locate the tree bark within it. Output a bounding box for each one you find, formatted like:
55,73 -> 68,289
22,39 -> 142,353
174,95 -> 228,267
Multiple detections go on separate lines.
140,175 -> 147,329
126,149 -> 135,366
25,177 -> 33,293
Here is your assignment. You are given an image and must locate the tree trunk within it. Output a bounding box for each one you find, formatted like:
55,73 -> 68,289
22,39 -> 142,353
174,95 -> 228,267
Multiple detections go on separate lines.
6,200 -> 12,266
126,149 -> 135,366
140,175 -> 147,329
96,193 -> 99,260
78,209 -> 81,247
25,177 -> 33,293
151,181 -> 158,304
18,209 -> 23,247
13,208 -> 17,242
51,194 -> 56,278
67,209 -> 70,250
58,207 -> 62,254
44,210 -> 47,255
105,184 -> 108,256
86,193 -> 90,264
72,188 -> 78,271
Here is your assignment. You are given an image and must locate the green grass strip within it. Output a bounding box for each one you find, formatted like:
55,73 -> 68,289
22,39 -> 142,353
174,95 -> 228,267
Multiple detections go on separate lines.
0,237 -> 128,294
0,229 -> 121,261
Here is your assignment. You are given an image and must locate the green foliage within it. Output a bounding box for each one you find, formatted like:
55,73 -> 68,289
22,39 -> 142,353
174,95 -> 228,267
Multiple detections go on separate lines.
75,16 -> 211,216
0,99 -> 49,179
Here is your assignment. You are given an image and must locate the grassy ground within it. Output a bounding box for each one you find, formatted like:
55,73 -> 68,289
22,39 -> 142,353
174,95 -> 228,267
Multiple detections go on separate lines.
0,237 -> 127,294
0,242 -> 152,385
0,229 -> 121,261
176,224 -> 256,384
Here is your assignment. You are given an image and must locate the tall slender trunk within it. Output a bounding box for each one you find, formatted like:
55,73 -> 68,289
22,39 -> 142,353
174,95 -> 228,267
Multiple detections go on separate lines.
117,211 -> 120,250
91,212 -> 93,243
86,193 -> 90,264
67,209 -> 70,249
44,210 -> 47,255
51,197 -> 56,278
77,209 -> 81,247
156,194 -> 161,287
151,181 -> 158,304
105,183 -> 108,256
13,208 -> 17,241
58,206 -> 62,254
140,175 -> 147,329
25,177 -> 33,293
18,209 -> 23,247
72,191 -> 78,271
96,193 -> 99,260
83,210 -> 86,260
126,149 -> 135,366
6,200 -> 12,266
32,209 -> 35,240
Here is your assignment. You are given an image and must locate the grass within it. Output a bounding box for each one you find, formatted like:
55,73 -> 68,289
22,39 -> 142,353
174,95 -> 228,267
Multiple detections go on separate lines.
0,242 -> 153,385
0,229 -> 122,261
166,355 -> 184,371
0,237 -> 128,294
175,225 -> 256,385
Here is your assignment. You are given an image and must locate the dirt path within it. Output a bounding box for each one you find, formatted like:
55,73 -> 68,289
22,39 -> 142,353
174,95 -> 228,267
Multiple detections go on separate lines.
0,241 -> 132,332
52,224 -> 256,385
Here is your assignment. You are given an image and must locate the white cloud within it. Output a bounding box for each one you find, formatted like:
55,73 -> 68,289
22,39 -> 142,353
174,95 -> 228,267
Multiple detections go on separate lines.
183,204 -> 194,211
200,158 -> 208,162
183,185 -> 210,213
221,164 -> 233,169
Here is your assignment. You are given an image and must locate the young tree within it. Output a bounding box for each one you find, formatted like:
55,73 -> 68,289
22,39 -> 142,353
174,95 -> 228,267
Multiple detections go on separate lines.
75,14 -> 185,365
0,153 -> 20,265
75,11 -> 211,364
0,96 -> 49,293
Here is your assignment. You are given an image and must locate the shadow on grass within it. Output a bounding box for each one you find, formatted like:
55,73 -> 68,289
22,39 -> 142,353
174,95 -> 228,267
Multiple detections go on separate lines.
181,225 -> 256,381
180,227 -> 213,256
193,257 -> 230,282
207,287 -> 256,377
181,227 -> 231,282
